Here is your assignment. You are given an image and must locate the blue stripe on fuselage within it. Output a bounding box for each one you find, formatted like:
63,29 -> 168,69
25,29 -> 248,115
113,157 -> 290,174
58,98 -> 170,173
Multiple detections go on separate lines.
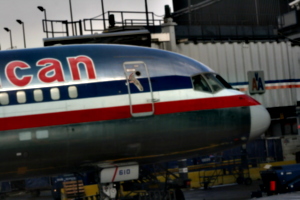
3,76 -> 192,106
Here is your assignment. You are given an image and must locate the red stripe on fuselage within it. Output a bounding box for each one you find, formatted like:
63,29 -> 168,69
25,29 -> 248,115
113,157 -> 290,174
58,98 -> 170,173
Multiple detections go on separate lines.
154,94 -> 259,115
0,94 -> 259,131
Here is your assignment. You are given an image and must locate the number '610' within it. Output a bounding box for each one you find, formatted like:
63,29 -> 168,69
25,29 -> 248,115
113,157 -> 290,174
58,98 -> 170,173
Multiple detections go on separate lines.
119,169 -> 131,175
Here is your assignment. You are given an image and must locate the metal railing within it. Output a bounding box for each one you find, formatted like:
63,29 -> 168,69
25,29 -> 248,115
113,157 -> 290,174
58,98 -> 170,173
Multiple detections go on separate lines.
83,18 -> 106,34
42,19 -> 83,38
124,19 -> 163,26
42,11 -> 163,38
83,11 -> 163,34
107,11 -> 161,27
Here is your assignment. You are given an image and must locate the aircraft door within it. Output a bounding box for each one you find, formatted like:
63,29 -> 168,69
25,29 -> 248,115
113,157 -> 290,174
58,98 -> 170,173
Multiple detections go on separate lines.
123,61 -> 154,117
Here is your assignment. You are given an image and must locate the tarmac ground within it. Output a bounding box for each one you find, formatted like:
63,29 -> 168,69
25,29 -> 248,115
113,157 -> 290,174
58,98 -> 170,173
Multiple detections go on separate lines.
3,180 -> 300,200
183,180 -> 261,200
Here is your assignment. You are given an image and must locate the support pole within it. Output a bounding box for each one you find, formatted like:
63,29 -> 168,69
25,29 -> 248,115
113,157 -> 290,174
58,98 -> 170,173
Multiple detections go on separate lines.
101,0 -> 106,30
69,0 -> 75,35
145,0 -> 149,27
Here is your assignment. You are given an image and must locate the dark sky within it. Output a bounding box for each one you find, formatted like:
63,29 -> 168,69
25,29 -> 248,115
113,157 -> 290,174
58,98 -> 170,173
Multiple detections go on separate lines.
0,0 -> 173,49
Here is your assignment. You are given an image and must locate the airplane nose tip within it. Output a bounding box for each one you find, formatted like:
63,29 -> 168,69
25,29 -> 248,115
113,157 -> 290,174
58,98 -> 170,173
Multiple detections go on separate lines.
249,105 -> 271,140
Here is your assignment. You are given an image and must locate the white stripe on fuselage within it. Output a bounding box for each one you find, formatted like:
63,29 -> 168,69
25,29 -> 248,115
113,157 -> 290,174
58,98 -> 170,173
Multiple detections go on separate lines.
0,88 -> 243,118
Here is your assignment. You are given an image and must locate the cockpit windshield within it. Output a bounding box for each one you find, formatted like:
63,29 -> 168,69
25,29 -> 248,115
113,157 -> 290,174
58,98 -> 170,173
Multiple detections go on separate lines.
192,73 -> 232,93
192,75 -> 212,93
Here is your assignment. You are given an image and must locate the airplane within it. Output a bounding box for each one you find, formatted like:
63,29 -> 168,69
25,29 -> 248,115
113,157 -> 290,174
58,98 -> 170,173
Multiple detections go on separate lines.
0,44 -> 270,197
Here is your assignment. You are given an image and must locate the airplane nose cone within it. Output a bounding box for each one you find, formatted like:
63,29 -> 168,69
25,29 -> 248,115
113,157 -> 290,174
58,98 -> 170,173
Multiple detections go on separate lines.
250,105 -> 271,140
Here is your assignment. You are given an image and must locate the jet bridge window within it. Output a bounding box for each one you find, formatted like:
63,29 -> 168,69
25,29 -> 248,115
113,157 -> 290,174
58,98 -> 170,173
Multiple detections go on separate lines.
192,75 -> 212,92
36,130 -> 49,139
19,131 -> 32,141
0,93 -> 9,105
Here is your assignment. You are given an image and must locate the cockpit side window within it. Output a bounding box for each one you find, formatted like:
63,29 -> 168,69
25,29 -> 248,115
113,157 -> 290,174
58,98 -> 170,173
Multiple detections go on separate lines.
215,74 -> 232,89
203,74 -> 224,92
192,75 -> 212,93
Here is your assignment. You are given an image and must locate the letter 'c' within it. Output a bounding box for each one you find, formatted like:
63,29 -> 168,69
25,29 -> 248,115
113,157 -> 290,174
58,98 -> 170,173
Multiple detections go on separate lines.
5,61 -> 32,87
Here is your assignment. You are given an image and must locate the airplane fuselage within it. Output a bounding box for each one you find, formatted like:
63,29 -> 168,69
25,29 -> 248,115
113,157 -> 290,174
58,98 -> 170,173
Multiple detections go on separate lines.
0,45 -> 270,180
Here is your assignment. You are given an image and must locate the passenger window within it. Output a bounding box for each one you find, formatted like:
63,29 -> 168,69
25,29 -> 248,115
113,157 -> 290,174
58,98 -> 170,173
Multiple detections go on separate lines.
204,74 -> 224,92
50,88 -> 60,100
0,93 -> 9,105
192,75 -> 212,92
17,91 -> 26,103
34,89 -> 43,102
68,86 -> 78,98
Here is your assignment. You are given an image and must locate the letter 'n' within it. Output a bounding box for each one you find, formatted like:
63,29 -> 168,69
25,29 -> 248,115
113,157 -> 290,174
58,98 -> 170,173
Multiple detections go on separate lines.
67,56 -> 96,81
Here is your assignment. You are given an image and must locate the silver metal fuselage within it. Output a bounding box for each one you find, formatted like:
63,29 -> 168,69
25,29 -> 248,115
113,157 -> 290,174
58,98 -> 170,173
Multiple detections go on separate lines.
0,45 -> 270,180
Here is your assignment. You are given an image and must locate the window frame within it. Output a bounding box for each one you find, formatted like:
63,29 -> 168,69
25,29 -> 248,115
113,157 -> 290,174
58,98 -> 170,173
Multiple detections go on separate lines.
191,74 -> 213,93
191,73 -> 230,93
203,73 -> 225,93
